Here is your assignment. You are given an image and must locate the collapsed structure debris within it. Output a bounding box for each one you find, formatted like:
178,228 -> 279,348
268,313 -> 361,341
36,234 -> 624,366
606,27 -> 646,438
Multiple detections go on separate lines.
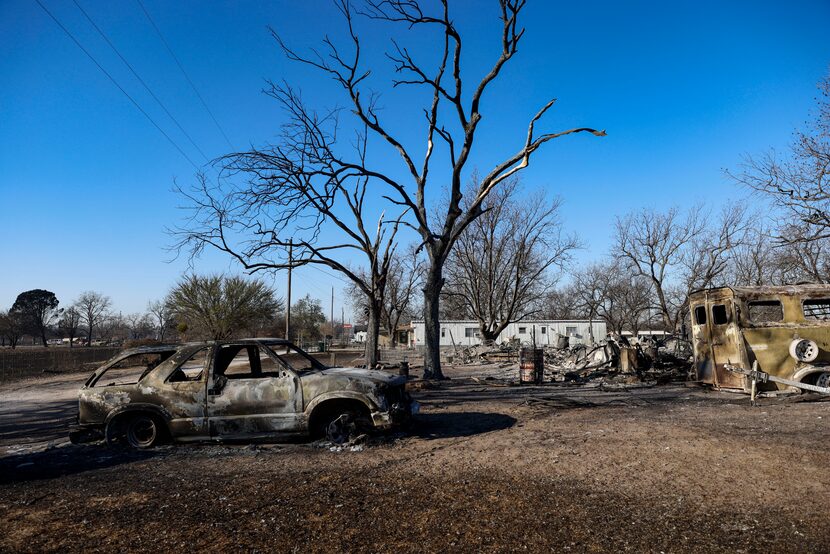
447,331 -> 692,386
539,334 -> 691,384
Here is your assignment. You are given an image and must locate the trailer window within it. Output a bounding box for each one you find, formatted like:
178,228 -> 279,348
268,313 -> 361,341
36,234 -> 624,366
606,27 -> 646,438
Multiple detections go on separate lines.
803,299 -> 830,320
712,304 -> 729,325
748,300 -> 784,323
693,306 -> 707,325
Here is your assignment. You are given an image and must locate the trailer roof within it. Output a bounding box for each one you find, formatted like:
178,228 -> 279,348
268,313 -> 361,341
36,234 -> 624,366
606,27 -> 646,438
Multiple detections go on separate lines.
689,284 -> 830,298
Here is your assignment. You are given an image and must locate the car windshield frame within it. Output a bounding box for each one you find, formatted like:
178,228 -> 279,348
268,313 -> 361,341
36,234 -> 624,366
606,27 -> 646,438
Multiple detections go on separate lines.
261,342 -> 328,372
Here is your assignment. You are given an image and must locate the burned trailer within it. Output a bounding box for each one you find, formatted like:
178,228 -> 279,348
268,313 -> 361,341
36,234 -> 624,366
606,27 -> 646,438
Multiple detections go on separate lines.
689,285 -> 830,393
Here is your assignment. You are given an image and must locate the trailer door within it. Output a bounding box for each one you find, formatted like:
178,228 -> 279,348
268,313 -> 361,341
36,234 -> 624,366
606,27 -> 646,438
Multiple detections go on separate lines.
708,301 -> 746,389
691,303 -> 714,384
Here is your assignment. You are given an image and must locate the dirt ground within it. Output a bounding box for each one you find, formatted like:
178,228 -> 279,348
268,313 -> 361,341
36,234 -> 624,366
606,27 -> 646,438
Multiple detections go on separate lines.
1,363 -> 829,553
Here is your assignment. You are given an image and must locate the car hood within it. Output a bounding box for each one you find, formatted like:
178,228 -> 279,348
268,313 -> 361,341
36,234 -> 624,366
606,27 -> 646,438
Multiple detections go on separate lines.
312,367 -> 406,387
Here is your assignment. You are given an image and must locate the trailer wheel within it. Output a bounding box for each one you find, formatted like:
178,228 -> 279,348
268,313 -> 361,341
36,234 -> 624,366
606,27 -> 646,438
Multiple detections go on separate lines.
789,339 -> 819,362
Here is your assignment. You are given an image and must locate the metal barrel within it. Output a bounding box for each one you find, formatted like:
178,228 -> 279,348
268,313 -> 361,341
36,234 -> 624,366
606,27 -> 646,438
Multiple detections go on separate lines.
519,347 -> 544,384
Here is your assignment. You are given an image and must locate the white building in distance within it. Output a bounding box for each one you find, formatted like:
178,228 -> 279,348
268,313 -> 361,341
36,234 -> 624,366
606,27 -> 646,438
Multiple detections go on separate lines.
410,320 -> 607,347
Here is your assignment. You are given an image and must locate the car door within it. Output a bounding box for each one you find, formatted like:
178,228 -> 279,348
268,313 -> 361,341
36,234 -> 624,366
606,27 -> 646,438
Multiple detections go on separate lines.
160,346 -> 212,439
207,344 -> 301,438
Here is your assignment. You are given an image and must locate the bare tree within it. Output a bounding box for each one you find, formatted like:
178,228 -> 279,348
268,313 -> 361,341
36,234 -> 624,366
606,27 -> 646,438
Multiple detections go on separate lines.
343,245 -> 423,348
59,307 -> 82,347
125,313 -> 154,340
727,221 -> 830,285
188,0 -> 603,379
729,224 -> 780,286
774,224 -> 830,283
381,246 -> 424,347
672,202 -> 751,323
572,264 -> 611,343
0,309 -> 24,349
174,86 -> 406,367
570,263 -> 653,337
75,291 -> 112,346
614,206 -> 704,331
729,73 -> 830,242
443,178 -> 579,342
539,285 -> 584,320
98,312 -> 127,344
147,299 -> 174,342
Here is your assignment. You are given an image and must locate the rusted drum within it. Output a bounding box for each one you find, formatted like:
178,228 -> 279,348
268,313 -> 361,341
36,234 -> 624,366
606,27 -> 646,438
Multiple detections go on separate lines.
399,361 -> 410,378
519,348 -> 544,384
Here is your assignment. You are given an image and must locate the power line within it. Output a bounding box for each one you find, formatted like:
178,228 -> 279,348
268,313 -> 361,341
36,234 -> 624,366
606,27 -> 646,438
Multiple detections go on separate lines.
135,0 -> 236,151
72,0 -> 211,163
34,0 -> 200,171
307,263 -> 350,284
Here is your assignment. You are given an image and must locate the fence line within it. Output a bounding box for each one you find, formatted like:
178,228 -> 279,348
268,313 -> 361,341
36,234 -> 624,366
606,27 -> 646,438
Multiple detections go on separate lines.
0,347 -> 121,382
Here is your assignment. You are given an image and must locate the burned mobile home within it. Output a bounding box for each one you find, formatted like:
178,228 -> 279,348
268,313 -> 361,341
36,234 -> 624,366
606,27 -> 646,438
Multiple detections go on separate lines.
70,338 -> 417,447
689,284 -> 830,392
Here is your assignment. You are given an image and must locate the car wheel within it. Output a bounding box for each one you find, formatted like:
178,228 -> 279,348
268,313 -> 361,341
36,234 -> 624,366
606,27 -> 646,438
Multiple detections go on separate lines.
125,414 -> 160,449
324,411 -> 364,444
816,372 -> 830,390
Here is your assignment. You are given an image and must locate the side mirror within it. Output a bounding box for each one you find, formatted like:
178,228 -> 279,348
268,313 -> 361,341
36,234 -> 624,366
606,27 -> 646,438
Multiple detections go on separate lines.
208,375 -> 227,395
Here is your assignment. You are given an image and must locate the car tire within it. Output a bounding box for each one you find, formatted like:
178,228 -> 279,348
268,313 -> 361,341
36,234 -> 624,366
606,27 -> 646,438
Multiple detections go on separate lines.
124,414 -> 160,449
324,410 -> 365,444
816,372 -> 830,390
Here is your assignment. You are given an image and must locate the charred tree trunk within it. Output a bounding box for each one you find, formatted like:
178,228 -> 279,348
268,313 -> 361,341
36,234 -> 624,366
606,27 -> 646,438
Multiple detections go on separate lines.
480,328 -> 499,344
422,266 -> 446,380
365,301 -> 381,369
587,311 -> 595,345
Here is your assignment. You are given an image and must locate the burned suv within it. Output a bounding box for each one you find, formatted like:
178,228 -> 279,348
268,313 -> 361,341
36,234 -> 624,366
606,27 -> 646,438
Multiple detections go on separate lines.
71,339 -> 417,447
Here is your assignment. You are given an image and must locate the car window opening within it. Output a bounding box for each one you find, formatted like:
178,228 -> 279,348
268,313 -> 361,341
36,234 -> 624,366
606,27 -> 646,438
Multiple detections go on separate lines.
168,348 -> 210,382
266,343 -> 326,372
92,351 -> 176,387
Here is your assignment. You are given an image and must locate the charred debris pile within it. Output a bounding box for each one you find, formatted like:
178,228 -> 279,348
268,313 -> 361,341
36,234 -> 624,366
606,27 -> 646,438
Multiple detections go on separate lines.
450,335 -> 693,386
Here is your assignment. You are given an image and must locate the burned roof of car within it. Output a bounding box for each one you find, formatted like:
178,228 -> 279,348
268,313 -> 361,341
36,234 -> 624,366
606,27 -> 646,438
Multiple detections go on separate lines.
116,338 -> 293,355
689,284 -> 830,298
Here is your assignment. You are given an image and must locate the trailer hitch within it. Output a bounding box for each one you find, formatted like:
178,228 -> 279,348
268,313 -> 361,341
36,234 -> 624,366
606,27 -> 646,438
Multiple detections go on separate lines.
725,361 -> 830,406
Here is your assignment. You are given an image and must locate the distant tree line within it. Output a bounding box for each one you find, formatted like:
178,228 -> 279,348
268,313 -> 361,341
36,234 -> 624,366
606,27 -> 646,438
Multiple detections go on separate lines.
0,274 -> 330,349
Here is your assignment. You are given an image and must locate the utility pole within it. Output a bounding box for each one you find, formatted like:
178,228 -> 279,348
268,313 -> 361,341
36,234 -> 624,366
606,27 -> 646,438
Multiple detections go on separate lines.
341,306 -> 345,345
285,240 -> 292,341
330,287 -> 334,347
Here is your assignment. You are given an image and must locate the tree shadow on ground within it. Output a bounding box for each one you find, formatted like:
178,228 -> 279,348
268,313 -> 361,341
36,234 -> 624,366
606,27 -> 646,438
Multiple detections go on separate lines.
0,444 -> 164,485
411,380 -> 712,410
411,411 -> 516,439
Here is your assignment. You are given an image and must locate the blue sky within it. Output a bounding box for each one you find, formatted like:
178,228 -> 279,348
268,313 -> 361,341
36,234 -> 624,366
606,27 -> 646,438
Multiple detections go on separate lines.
1,0 -> 829,317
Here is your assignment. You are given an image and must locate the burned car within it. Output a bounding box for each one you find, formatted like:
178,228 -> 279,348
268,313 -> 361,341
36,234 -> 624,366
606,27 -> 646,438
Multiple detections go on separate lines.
689,285 -> 830,393
70,339 -> 417,447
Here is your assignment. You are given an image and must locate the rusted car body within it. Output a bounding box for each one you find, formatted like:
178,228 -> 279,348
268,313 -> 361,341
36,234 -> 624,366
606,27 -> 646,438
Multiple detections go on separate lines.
689,285 -> 830,392
70,339 -> 417,447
